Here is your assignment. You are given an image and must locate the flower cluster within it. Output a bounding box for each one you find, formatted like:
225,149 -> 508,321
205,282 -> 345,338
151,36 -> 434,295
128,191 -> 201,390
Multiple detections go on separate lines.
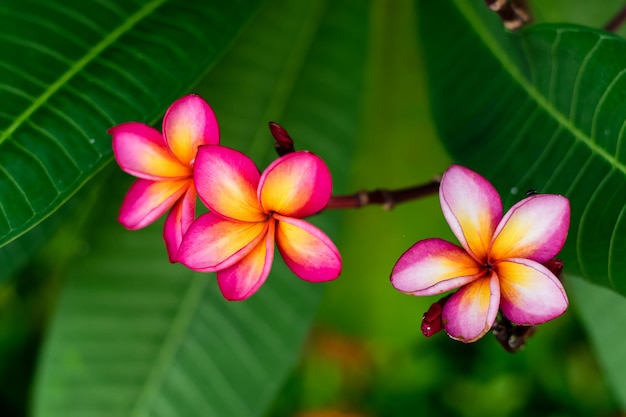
391,165 -> 570,342
111,95 -> 341,300
112,96 -> 571,347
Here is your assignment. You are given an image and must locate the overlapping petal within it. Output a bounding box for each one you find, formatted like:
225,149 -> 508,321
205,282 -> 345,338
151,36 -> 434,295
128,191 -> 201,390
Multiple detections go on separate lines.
439,164 -> 502,261
119,178 -> 189,229
442,273 -> 500,342
163,183 -> 197,262
274,215 -> 341,282
216,221 -> 276,301
490,195 -> 570,263
111,122 -> 190,180
194,146 -> 266,222
162,95 -> 220,165
497,258 -> 568,325
391,238 -> 483,295
259,151 -> 332,218
177,212 -> 267,272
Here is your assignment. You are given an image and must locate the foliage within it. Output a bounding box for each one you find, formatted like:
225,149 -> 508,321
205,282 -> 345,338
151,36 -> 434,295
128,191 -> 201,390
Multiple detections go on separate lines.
0,0 -> 623,416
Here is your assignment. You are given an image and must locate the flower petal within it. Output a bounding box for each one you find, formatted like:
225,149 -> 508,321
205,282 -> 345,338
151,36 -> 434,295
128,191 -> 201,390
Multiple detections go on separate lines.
111,122 -> 190,180
163,182 -> 197,262
274,215 -> 341,282
497,258 -> 568,325
118,178 -> 189,229
193,145 -> 266,222
259,151 -> 332,217
217,220 -> 276,301
176,212 -> 267,272
391,238 -> 483,295
162,95 -> 220,165
440,165 -> 502,261
490,194 -> 570,263
442,273 -> 500,342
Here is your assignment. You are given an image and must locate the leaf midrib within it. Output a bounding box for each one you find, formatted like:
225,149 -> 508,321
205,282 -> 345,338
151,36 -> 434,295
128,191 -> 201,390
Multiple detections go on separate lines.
0,0 -> 167,144
129,275 -> 207,417
452,0 -> 626,179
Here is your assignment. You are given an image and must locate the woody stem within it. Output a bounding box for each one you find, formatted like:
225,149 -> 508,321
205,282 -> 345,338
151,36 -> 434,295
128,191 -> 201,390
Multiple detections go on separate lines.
604,4 -> 626,32
325,178 -> 441,210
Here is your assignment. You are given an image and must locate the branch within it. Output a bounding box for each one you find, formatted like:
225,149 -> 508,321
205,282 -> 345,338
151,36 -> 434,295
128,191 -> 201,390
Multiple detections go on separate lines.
267,122 -> 441,210
604,4 -> 626,32
325,179 -> 441,210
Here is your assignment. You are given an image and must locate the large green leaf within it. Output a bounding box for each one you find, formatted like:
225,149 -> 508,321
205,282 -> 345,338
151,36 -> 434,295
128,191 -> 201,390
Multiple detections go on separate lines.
570,276 -> 626,410
32,0 -> 369,415
417,0 -> 626,294
0,0 -> 261,252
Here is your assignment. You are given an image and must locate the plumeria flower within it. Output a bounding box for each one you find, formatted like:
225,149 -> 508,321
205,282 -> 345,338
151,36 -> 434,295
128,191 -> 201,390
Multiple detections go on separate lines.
177,145 -> 342,301
110,95 -> 219,261
391,165 -> 570,342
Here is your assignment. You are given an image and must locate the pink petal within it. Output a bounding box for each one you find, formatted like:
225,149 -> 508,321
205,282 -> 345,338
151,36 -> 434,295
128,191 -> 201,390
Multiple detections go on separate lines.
176,212 -> 267,272
440,165 -> 502,262
490,194 -> 570,263
118,178 -> 189,229
497,258 -> 568,325
442,273 -> 500,342
193,146 -> 266,222
111,122 -> 190,180
162,95 -> 220,165
274,214 -> 341,282
259,151 -> 332,218
391,238 -> 483,296
163,182 -> 197,262
216,220 -> 276,301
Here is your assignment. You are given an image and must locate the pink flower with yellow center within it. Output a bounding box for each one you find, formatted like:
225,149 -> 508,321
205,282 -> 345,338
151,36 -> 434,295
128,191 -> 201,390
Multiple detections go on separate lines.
110,95 -> 219,261
177,145 -> 342,301
391,165 -> 570,342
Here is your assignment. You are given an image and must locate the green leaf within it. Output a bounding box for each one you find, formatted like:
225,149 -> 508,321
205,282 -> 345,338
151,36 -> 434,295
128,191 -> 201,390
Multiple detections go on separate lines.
0,0 -> 261,249
417,0 -> 626,294
32,0 -> 370,415
569,276 -> 626,409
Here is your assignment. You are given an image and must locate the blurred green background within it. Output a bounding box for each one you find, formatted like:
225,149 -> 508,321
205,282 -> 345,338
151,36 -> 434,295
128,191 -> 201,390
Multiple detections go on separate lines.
1,1 -> 626,416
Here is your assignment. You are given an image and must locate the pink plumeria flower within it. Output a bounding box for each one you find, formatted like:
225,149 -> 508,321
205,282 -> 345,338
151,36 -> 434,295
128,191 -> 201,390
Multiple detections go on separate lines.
177,145 -> 342,301
391,165 -> 570,342
110,95 -> 219,261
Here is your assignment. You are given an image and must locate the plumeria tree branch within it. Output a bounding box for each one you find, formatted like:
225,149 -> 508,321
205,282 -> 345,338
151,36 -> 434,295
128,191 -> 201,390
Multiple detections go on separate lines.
485,0 -> 531,31
325,180 -> 441,210
604,3 -> 626,32
268,121 -> 441,211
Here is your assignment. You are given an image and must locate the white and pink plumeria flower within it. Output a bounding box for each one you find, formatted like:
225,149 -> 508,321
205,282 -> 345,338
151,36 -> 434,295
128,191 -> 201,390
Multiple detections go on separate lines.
391,165 -> 570,343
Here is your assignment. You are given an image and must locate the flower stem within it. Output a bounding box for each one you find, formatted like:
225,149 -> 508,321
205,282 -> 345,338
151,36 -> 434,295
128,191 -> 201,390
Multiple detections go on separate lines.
267,122 -> 441,209
325,178 -> 441,210
604,4 -> 626,32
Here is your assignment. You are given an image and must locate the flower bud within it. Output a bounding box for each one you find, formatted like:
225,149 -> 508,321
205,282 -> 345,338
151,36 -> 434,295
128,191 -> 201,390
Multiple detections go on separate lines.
421,295 -> 450,337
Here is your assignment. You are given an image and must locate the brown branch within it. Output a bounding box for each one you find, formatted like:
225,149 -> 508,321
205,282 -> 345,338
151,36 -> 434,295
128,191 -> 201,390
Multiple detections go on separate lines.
267,122 -> 441,210
485,0 -> 531,31
325,178 -> 441,210
604,4 -> 626,32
